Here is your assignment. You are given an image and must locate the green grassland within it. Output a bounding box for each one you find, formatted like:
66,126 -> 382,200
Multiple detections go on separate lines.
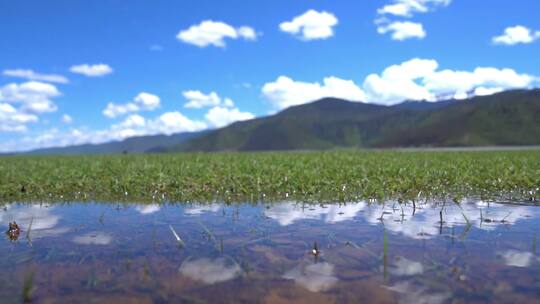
1,150 -> 539,204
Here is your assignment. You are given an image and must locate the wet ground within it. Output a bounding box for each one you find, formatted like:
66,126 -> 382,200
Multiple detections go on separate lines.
1,200 -> 539,303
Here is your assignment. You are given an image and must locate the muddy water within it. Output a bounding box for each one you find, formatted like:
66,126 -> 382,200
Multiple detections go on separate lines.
1,200 -> 539,303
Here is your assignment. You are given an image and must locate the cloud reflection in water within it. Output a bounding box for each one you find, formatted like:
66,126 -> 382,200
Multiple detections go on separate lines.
179,257 -> 241,284
283,262 -> 338,292
0,204 -> 68,239
135,204 -> 161,214
265,200 -> 537,240
72,232 -> 113,245
499,250 -> 536,268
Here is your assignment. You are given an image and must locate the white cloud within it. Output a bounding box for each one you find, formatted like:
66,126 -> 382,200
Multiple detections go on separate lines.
3,99 -> 257,151
1,110 -> 208,152
0,103 -> 38,132
3,69 -> 69,84
237,26 -> 258,40
363,58 -> 438,104
262,76 -> 366,109
183,90 -> 221,109
205,106 -> 254,128
279,10 -> 338,40
61,114 -> 73,124
377,21 -> 426,40
422,67 -> 535,95
182,90 -> 238,110
108,111 -> 207,137
492,25 -> 540,45
0,81 -> 60,114
377,0 -> 451,17
153,111 -> 206,134
103,92 -> 160,118
69,64 -> 113,77
376,0 -> 450,41
261,58 -> 537,108
1,85 -> 260,151
473,87 -> 504,96
223,98 -> 234,107
115,114 -> 146,128
363,58 -> 536,105
177,20 -> 258,48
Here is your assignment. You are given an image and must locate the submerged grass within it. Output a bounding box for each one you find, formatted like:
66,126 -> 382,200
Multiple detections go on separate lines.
0,150 -> 539,204
22,270 -> 34,303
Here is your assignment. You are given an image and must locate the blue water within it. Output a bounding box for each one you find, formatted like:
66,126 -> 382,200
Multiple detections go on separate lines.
1,200 -> 539,303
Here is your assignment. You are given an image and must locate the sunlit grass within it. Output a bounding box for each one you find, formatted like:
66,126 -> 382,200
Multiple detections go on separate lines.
0,149 -> 539,203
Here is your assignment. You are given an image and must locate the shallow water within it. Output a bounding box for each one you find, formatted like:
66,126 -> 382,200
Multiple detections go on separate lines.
1,200 -> 539,303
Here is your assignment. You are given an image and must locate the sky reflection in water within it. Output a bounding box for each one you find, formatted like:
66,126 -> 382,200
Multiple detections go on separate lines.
1,200 -> 539,303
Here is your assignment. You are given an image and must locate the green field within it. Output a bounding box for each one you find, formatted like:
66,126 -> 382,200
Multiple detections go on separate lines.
1,150 -> 539,203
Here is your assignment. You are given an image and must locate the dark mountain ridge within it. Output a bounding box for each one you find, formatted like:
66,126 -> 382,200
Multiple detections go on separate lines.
174,89 -> 540,151
15,89 -> 540,155
25,131 -> 208,155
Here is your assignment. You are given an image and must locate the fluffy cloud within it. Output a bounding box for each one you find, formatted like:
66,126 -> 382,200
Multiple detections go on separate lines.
363,58 -> 438,104
182,90 -> 235,109
0,103 -> 38,132
1,89 -> 257,151
261,58 -> 537,108
377,0 -> 451,17
205,106 -> 254,128
107,107 -> 249,140
103,92 -> 160,118
279,10 -> 338,40
363,58 -> 536,105
106,111 -> 207,139
3,69 -> 69,84
114,114 -> 146,129
0,81 -> 62,132
70,64 -> 113,77
183,90 -> 220,108
376,0 -> 450,40
262,76 -> 366,109
422,67 -> 534,94
61,114 -> 73,124
377,21 -> 426,40
0,81 -> 60,113
2,110 -> 207,152
182,90 -> 254,127
154,112 -> 206,134
177,21 -> 258,48
492,25 -> 540,45
114,111 -> 206,136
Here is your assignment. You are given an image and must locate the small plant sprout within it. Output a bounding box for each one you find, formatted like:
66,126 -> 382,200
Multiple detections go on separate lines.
312,241 -> 319,256
22,270 -> 35,303
169,225 -> 185,247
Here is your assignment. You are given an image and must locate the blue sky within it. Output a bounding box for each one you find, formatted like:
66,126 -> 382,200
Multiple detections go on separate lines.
1,0 -> 539,151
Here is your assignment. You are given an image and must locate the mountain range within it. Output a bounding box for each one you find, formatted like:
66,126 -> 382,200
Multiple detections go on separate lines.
23,89 -> 540,154
25,131 -> 207,155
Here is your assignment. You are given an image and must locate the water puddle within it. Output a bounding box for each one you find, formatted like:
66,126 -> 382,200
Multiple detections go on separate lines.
1,200 -> 539,303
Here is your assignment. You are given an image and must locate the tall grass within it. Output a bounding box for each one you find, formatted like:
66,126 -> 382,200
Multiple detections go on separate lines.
0,150 -> 539,203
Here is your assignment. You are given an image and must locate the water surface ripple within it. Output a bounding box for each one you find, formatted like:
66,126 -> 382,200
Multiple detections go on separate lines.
1,200 -> 539,303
